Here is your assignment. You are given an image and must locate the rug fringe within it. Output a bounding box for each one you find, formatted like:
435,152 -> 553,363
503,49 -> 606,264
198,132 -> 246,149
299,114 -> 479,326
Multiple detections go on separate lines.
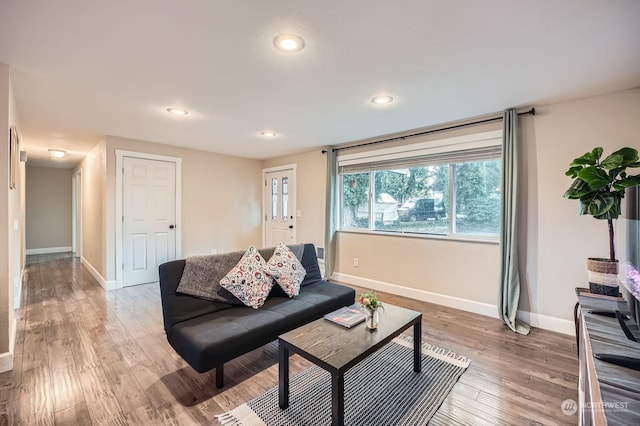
216,403 -> 267,426
395,334 -> 471,369
215,412 -> 240,426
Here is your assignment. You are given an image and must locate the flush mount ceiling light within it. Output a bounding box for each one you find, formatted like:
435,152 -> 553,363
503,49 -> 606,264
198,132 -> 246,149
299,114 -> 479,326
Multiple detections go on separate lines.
273,34 -> 305,53
166,107 -> 189,116
260,130 -> 277,137
371,95 -> 394,105
49,149 -> 66,159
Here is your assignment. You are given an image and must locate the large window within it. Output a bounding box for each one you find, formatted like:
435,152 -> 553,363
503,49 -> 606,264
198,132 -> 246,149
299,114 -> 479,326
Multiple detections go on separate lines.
338,131 -> 502,239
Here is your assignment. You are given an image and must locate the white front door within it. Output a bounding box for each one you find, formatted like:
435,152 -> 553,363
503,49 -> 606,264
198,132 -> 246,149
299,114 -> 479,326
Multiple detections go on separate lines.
264,168 -> 296,247
123,157 -> 177,286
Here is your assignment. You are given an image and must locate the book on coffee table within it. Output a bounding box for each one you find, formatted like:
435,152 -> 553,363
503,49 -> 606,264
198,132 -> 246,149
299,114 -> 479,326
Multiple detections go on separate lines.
324,306 -> 367,328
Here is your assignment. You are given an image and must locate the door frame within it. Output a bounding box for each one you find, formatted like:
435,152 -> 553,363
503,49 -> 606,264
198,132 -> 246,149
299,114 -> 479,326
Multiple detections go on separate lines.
115,149 -> 182,289
72,169 -> 82,258
262,164 -> 297,247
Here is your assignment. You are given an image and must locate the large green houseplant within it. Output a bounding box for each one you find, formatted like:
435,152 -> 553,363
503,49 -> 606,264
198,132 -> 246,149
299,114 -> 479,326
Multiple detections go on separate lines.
564,147 -> 640,295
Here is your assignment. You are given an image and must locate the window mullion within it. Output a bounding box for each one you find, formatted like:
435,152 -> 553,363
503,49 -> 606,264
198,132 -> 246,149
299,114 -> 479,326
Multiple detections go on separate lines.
369,172 -> 374,230
449,164 -> 456,235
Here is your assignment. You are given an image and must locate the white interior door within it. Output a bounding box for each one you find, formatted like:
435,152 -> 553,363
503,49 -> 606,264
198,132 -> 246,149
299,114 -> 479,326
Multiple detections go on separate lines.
264,168 -> 296,247
123,157 -> 176,286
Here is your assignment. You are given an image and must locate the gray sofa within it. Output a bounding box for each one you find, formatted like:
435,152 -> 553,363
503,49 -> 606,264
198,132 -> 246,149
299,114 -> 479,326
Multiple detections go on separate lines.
158,243 -> 355,388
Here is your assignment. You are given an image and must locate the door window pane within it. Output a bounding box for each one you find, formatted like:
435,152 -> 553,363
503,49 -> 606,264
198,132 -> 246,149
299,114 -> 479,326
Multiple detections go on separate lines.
341,173 -> 369,229
271,178 -> 278,220
282,177 -> 289,220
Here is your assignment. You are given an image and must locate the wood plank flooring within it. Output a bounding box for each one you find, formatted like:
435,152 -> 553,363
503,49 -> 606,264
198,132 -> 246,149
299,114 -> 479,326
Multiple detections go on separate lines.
0,253 -> 578,425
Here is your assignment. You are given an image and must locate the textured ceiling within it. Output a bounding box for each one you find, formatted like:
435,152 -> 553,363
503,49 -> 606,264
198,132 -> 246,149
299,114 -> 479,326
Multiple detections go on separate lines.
1,0 -> 639,168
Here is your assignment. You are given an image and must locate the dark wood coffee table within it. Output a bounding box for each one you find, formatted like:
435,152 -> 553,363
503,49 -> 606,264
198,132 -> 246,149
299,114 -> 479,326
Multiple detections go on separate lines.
278,303 -> 422,426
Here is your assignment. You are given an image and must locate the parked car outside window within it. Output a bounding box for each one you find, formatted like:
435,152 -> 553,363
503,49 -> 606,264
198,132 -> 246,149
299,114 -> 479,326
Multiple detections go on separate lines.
397,197 -> 446,222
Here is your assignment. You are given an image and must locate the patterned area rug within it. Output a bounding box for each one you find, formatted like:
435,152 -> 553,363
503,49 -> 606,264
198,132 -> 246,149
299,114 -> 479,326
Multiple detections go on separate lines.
217,337 -> 471,426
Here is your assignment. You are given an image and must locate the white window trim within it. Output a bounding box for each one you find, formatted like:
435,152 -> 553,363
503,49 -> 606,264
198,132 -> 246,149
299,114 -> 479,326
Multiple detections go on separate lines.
336,130 -> 503,242
338,130 -> 502,167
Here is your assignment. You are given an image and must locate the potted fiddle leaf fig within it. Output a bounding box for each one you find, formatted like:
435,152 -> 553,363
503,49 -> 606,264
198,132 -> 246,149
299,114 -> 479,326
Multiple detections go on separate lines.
564,147 -> 640,296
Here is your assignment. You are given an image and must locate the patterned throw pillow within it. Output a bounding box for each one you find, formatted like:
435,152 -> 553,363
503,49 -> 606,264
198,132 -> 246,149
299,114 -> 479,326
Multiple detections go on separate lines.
219,246 -> 274,309
264,242 -> 307,297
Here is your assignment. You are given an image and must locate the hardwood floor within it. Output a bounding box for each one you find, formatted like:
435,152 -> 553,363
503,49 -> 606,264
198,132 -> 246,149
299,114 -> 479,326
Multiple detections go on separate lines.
0,253 -> 578,425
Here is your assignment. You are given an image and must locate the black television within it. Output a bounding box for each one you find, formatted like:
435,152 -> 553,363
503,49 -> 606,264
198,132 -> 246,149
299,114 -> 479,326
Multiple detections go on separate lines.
620,185 -> 640,331
594,186 -> 640,371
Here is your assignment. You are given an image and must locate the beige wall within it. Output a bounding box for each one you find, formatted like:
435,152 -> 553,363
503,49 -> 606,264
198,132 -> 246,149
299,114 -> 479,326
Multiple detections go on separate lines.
523,87 -> 640,321
102,136 -> 263,282
336,233 -> 500,304
0,64 -> 24,370
76,141 -> 106,277
25,167 -> 72,250
262,149 -> 328,248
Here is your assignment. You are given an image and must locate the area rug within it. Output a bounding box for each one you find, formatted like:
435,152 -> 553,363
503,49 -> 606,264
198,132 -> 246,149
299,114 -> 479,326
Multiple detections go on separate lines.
216,336 -> 471,426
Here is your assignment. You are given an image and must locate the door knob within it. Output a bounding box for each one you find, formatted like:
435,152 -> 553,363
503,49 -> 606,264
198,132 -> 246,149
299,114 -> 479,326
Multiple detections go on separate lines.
169,225 -> 175,229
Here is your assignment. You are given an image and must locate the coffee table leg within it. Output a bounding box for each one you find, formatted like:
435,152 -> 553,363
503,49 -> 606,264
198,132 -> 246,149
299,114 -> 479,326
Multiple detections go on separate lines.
331,372 -> 345,426
414,320 -> 422,373
279,344 -> 289,409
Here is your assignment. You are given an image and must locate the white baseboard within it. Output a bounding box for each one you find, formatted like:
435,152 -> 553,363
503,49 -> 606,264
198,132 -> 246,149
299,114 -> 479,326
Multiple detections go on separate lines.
81,257 -> 117,291
26,246 -> 72,255
516,310 -> 575,336
334,272 -> 575,336
0,318 -> 17,373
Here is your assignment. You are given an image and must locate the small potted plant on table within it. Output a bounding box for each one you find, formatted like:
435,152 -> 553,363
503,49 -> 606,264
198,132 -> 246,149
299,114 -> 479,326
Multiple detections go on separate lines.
359,291 -> 384,330
564,147 -> 640,295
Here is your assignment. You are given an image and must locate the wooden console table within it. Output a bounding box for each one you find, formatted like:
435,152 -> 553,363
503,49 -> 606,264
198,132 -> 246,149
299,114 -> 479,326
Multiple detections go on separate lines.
575,288 -> 640,425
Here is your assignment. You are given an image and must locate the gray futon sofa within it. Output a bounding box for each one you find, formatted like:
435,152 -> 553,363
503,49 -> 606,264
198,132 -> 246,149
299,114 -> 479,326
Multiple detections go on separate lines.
158,243 -> 355,387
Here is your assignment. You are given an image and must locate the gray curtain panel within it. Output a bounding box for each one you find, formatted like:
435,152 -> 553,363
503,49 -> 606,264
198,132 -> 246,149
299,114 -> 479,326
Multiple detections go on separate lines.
499,109 -> 530,335
324,148 -> 337,280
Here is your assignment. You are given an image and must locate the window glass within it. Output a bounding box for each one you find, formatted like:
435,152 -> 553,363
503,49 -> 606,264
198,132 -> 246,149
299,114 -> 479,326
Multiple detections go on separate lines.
282,177 -> 289,220
372,166 -> 450,234
341,173 -> 369,229
271,178 -> 278,220
338,159 -> 500,239
453,159 -> 501,236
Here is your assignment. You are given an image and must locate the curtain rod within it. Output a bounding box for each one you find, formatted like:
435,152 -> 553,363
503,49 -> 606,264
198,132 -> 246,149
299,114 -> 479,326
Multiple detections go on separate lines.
322,108 -> 535,154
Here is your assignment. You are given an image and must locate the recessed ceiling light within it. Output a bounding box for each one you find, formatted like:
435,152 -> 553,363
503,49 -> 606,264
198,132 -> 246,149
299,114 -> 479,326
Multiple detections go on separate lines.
166,107 -> 189,116
371,95 -> 394,105
261,130 -> 277,137
49,149 -> 66,159
273,34 -> 305,53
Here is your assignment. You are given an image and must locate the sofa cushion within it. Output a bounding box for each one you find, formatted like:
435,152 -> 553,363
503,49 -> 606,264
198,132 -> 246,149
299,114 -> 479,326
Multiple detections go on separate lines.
175,254 -> 243,305
264,242 -> 306,297
166,280 -> 355,373
220,246 -> 274,309
298,244 -> 323,287
158,259 -> 234,332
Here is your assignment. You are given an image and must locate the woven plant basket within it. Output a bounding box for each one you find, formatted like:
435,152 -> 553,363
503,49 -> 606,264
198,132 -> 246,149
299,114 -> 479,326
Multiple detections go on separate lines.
587,258 -> 619,296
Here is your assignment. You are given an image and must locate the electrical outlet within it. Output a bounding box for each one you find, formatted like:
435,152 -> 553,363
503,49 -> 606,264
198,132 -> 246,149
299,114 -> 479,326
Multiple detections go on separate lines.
353,258 -> 359,267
